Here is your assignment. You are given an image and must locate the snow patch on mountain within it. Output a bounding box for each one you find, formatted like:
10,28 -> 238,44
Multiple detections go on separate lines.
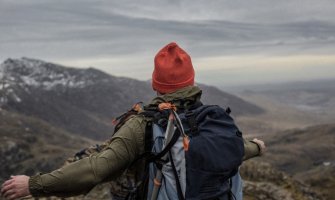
1,58 -> 98,90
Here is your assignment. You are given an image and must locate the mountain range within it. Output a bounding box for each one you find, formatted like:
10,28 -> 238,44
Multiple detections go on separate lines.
0,57 -> 263,140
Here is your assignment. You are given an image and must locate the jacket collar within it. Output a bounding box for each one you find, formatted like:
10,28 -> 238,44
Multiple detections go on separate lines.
145,86 -> 202,111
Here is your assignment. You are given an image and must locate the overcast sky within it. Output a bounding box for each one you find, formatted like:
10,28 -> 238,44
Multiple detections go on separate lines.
1,0 -> 335,88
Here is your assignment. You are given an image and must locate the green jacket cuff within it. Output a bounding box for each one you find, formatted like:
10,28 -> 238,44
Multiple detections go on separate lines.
249,140 -> 261,153
243,139 -> 261,160
29,175 -> 44,197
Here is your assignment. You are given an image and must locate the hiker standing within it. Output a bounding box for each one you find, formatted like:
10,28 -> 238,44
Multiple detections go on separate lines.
1,42 -> 265,200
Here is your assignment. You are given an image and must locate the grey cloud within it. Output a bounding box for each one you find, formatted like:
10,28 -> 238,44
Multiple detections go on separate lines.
0,0 -> 335,67
98,0 -> 335,24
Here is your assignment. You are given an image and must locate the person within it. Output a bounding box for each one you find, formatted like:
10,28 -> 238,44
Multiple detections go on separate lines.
0,42 -> 266,200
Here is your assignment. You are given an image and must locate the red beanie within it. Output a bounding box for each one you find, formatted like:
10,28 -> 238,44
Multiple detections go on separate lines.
152,42 -> 195,94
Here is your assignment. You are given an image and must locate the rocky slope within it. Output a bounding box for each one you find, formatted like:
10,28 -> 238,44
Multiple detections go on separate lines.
241,160 -> 323,200
0,58 -> 154,140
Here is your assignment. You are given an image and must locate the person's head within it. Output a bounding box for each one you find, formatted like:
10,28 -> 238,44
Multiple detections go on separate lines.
152,42 -> 195,94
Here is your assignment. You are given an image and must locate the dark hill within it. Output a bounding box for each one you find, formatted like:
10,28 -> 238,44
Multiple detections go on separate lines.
0,109 -> 93,184
266,124 -> 335,173
263,124 -> 335,199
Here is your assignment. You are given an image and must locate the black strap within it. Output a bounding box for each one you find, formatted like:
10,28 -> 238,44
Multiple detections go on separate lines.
169,151 -> 185,200
189,101 -> 203,110
133,124 -> 180,163
134,120 -> 153,200
126,120 -> 155,170
228,170 -> 238,200
144,121 -> 153,153
228,178 -> 233,200
140,110 -> 157,118
149,129 -> 181,162
185,111 -> 198,135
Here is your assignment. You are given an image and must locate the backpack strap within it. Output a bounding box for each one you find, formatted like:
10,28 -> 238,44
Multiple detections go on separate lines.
228,178 -> 233,200
185,110 -> 198,136
145,120 -> 153,155
169,151 -> 185,200
136,120 -> 154,200
128,118 -> 155,167
148,128 -> 180,161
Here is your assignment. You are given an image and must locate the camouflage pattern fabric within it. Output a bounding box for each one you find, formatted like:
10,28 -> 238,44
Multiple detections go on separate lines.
64,141 -> 111,165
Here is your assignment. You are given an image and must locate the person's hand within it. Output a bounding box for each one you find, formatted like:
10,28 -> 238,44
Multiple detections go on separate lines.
1,175 -> 31,200
252,138 -> 266,156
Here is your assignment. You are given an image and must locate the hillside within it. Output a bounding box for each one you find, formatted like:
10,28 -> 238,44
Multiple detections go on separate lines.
265,124 -> 335,173
200,83 -> 264,116
261,124 -> 335,199
0,57 -> 263,140
240,160 -> 323,200
0,109 -> 94,184
0,58 -> 153,140
227,80 -> 335,199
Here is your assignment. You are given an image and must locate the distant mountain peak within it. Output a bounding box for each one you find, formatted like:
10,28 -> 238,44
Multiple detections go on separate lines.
3,57 -> 49,73
0,57 -> 112,91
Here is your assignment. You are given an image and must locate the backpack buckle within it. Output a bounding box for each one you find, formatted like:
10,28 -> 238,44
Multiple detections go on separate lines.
226,107 -> 231,114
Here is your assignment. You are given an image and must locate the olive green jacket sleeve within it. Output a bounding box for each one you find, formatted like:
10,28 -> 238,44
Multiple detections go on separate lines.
29,116 -> 147,197
243,139 -> 260,161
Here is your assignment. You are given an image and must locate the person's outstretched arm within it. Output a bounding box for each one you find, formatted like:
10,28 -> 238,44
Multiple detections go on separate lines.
243,138 -> 266,160
1,116 -> 146,200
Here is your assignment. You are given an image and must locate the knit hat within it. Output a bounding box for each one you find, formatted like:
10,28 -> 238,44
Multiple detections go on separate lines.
152,42 -> 195,94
